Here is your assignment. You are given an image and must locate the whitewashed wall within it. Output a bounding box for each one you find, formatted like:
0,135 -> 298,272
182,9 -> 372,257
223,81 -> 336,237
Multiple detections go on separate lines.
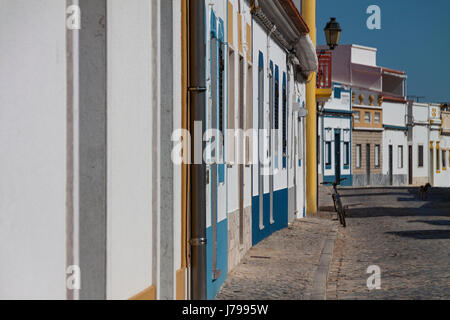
251,22 -> 289,194
227,0 -> 253,216
106,0 -> 156,299
411,103 -> 430,182
0,0 -> 67,299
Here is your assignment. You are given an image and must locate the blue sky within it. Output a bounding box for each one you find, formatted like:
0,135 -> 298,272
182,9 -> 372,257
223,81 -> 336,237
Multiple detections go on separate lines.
316,0 -> 450,103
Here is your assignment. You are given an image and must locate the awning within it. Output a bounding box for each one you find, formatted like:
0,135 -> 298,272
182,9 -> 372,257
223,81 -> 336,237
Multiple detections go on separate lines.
252,0 -> 317,74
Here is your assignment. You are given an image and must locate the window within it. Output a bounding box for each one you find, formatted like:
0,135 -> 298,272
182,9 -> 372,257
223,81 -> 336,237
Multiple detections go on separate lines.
375,145 -> 380,168
443,150 -> 447,169
282,73 -> 287,159
356,144 -> 362,168
334,87 -> 342,99
437,143 -> 440,172
238,55 -> 244,164
418,145 -> 424,168
354,111 -> 361,123
398,145 -> 404,169
317,135 -> 321,164
325,142 -> 332,167
344,142 -> 350,166
374,112 -> 381,124
245,65 -> 253,165
228,49 -> 235,165
365,112 -> 372,123
274,66 -> 279,169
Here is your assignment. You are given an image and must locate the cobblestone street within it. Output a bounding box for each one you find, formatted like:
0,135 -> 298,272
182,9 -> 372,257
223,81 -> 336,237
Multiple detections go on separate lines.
327,187 -> 450,300
217,187 -> 450,300
216,218 -> 335,300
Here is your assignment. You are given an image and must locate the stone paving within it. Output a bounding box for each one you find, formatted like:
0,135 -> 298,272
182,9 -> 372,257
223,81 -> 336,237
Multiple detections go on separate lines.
327,187 -> 450,300
216,218 -> 335,300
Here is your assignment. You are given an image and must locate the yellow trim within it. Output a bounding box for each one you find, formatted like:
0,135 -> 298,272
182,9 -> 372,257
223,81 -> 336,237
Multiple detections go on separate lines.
303,0 -> 317,215
176,268 -> 186,300
246,23 -> 252,62
181,0 -> 189,269
228,2 -> 234,49
238,14 -> 243,55
316,88 -> 332,100
129,286 -> 156,300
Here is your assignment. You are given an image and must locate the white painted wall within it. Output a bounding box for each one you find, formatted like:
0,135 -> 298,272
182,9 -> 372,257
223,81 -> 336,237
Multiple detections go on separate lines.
412,125 -> 429,180
171,0 -> 183,298
382,130 -> 408,177
0,0 -> 67,299
106,0 -> 155,299
351,45 -> 377,67
227,0 -> 253,215
252,21 -> 289,194
411,103 -> 430,181
383,101 -> 407,127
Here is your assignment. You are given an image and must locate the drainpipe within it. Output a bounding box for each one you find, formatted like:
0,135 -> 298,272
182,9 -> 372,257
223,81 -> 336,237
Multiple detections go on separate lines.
189,0 -> 207,300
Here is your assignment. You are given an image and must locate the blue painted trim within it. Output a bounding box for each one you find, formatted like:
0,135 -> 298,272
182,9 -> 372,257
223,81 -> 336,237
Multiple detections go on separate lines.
274,65 -> 279,170
282,72 -> 287,169
218,17 -> 225,183
206,219 -> 228,300
259,51 -> 264,69
323,174 -> 353,187
384,125 -> 408,131
334,87 -> 342,99
252,188 -> 289,246
323,109 -> 354,115
210,11 -> 217,38
218,18 -> 224,41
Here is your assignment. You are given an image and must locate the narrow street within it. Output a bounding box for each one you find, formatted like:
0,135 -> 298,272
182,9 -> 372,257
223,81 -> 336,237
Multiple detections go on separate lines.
217,187 -> 450,300
327,187 -> 450,300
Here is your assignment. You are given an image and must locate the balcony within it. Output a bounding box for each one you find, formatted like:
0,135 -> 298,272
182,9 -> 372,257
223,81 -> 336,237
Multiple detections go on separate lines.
316,50 -> 333,104
316,50 -> 332,88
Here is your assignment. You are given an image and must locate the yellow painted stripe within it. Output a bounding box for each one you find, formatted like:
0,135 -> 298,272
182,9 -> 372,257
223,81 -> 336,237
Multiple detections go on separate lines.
246,23 -> 252,62
176,268 -> 186,300
238,14 -> 243,54
228,2 -> 234,48
129,286 -> 156,300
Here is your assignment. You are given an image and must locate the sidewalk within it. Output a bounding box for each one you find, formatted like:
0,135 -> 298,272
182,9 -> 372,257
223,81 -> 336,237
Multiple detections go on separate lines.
216,217 -> 337,300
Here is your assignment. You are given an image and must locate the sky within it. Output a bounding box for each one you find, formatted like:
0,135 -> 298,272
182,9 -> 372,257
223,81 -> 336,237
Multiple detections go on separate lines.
315,0 -> 450,103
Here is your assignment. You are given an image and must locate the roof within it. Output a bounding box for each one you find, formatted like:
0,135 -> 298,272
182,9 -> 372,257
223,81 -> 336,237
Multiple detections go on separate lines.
383,95 -> 407,104
278,0 -> 310,34
382,67 -> 406,76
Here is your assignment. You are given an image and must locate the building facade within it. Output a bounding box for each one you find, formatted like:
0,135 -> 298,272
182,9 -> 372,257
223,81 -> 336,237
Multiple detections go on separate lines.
318,83 -> 353,186
407,102 -> 431,186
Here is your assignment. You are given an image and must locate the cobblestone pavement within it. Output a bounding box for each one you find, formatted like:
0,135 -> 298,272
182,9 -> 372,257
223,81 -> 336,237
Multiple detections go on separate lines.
216,218 -> 335,300
327,187 -> 450,300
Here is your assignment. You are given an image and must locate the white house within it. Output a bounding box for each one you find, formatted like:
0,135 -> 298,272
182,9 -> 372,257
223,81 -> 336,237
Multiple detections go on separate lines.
318,83 -> 353,186
429,103 -> 450,187
381,68 -> 409,186
407,102 -> 430,185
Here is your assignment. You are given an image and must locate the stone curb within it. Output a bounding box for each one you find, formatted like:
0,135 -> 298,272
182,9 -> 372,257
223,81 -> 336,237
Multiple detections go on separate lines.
308,223 -> 338,300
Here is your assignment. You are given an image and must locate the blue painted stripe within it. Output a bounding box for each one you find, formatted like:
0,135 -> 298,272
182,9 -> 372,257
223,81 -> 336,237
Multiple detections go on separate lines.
323,174 -> 353,187
252,188 -> 289,246
206,218 -> 228,300
384,124 -> 408,131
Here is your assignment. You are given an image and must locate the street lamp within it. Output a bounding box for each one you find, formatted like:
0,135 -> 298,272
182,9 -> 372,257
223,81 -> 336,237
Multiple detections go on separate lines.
324,17 -> 342,50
